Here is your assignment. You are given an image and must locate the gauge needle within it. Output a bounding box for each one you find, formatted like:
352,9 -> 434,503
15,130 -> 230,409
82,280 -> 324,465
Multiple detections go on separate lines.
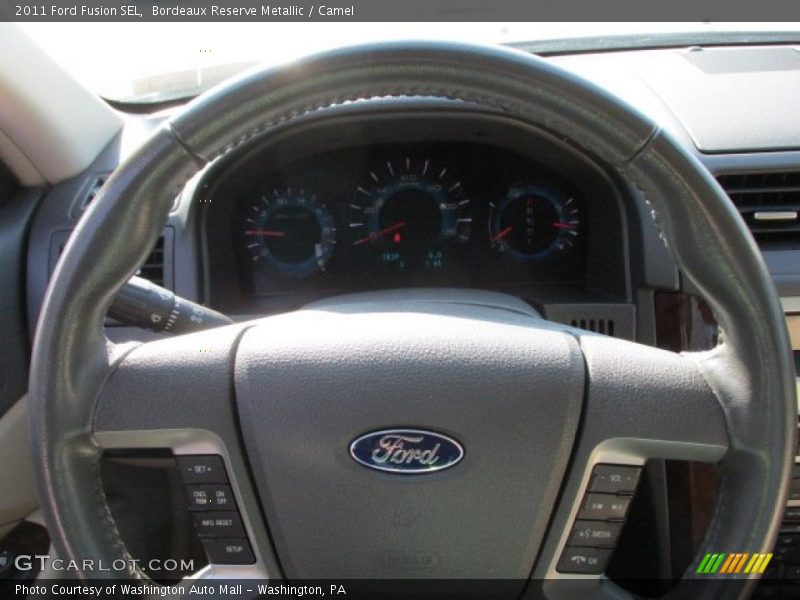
492,226 -> 513,243
245,229 -> 286,237
353,221 -> 406,245
552,222 -> 576,230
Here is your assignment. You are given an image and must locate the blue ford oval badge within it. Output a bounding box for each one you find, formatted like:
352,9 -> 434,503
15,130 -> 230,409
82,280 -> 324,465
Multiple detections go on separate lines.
349,428 -> 464,474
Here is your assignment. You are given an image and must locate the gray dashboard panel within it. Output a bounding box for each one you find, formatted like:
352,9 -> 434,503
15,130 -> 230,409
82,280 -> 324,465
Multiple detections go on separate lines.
556,46 -> 800,154
651,47 -> 800,153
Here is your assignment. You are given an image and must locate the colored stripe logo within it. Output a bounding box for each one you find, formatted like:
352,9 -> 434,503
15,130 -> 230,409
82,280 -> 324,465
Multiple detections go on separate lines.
696,552 -> 772,574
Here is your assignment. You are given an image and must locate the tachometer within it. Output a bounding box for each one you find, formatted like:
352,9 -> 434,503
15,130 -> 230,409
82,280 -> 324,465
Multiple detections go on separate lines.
348,156 -> 471,270
489,185 -> 582,260
242,187 -> 336,278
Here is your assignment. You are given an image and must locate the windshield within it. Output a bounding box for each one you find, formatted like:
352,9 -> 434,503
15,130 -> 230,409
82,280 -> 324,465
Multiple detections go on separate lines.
17,22 -> 800,104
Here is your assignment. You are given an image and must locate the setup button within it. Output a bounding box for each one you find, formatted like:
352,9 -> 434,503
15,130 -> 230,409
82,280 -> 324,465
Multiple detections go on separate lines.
202,538 -> 255,565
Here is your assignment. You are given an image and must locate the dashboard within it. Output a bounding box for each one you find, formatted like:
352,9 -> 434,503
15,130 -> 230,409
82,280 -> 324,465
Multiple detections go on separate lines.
200,110 -> 628,315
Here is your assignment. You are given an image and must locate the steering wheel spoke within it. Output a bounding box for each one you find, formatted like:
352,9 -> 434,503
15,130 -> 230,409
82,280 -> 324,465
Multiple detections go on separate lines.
91,324 -> 275,582
94,325 -> 245,435
532,332 -> 730,591
576,332 -> 728,458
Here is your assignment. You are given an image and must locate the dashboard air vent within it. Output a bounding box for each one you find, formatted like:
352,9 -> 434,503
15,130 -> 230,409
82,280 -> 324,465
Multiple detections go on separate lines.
569,318 -> 615,336
72,175 -> 109,218
717,172 -> 800,248
136,235 -> 165,287
51,233 -> 168,289
542,303 -> 635,341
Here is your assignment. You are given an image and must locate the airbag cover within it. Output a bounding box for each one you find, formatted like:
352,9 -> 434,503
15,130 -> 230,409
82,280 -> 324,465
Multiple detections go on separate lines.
234,302 -> 584,579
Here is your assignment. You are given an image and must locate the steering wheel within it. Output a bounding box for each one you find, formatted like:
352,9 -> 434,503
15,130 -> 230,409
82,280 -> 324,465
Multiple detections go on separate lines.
29,42 -> 796,598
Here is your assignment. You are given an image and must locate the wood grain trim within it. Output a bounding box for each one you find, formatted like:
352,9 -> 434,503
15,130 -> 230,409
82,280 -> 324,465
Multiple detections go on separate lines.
788,314 -> 800,351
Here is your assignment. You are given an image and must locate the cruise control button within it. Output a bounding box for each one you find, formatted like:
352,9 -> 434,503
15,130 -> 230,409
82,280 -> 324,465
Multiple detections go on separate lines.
202,538 -> 255,565
186,485 -> 236,511
578,493 -> 630,521
590,465 -> 641,495
192,511 -> 245,538
557,547 -> 611,574
569,520 -> 622,548
177,455 -> 228,484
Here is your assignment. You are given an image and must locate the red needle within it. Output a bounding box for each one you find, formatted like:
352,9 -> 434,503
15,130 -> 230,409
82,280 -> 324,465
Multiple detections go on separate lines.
552,222 -> 576,230
245,229 -> 286,237
492,226 -> 513,243
353,221 -> 406,246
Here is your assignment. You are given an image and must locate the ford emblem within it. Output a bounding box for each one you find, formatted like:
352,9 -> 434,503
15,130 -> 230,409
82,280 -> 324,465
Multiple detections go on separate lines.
349,428 -> 464,474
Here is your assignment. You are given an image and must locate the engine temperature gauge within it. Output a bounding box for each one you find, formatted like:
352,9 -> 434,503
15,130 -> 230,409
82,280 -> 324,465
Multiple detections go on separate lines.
489,186 -> 582,261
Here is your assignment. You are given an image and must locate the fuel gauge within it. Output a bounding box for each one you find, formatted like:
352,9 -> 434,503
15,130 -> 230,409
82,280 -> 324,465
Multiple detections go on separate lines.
489,186 -> 582,261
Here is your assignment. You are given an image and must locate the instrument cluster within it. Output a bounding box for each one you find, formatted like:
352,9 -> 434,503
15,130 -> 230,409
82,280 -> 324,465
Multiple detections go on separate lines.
230,142 -> 588,296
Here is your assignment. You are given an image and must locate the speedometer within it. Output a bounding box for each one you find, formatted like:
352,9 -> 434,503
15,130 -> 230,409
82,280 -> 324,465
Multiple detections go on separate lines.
348,156 -> 471,271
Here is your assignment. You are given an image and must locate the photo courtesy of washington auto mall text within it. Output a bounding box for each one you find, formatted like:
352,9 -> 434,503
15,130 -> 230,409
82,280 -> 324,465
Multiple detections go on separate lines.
15,581 -> 347,598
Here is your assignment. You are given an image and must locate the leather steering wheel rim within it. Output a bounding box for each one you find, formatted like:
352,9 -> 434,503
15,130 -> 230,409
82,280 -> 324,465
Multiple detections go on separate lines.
29,42 -> 796,596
